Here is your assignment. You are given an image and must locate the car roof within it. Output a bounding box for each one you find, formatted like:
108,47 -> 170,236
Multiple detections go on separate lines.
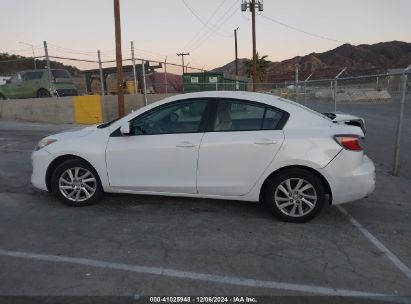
110,91 -> 331,131
164,91 -> 329,118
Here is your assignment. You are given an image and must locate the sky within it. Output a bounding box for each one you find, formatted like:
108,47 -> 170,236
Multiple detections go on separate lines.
0,0 -> 410,74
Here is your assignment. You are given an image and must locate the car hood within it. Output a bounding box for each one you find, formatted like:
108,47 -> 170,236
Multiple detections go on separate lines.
47,124 -> 99,141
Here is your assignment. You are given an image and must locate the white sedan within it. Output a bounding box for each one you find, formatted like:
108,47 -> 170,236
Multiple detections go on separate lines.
31,92 -> 375,223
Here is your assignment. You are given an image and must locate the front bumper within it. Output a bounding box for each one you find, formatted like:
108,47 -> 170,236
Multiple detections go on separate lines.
31,148 -> 53,191
320,150 -> 375,205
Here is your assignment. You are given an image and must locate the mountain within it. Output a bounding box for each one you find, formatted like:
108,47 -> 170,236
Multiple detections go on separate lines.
0,53 -> 80,76
213,41 -> 411,83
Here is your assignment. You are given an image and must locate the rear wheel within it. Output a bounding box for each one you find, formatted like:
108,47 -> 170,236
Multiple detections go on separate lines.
37,89 -> 51,98
51,159 -> 103,207
263,168 -> 325,223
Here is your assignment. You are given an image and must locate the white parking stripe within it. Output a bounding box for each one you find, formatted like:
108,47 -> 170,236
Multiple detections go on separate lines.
338,206 -> 411,281
0,248 -> 407,302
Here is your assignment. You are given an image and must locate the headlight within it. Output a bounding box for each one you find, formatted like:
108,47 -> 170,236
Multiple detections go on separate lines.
35,138 -> 57,151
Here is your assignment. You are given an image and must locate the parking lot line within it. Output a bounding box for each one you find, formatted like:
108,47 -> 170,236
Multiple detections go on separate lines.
0,248 -> 408,302
338,206 -> 411,281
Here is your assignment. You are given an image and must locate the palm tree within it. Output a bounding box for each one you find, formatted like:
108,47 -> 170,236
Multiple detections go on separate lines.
244,53 -> 269,83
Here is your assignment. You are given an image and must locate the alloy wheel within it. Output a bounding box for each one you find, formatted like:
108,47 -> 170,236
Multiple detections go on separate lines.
274,178 -> 317,217
58,167 -> 97,202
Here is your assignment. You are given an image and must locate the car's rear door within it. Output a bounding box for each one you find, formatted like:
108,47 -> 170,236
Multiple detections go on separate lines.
106,99 -> 210,194
197,99 -> 288,196
24,71 -> 44,98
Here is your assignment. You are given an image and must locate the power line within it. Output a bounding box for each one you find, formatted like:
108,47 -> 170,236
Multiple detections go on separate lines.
47,43 -> 179,64
1,46 -> 43,55
48,56 -> 98,63
257,13 -> 349,44
182,0 -> 229,51
181,0 -> 230,38
47,43 -> 99,54
189,0 -> 239,53
46,47 -> 97,58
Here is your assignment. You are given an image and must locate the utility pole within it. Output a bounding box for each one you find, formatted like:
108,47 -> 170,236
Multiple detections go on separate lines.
186,62 -> 190,73
131,41 -> 138,94
114,0 -> 125,117
164,56 -> 168,94
241,0 -> 263,92
43,41 -> 54,97
19,41 -> 36,69
141,59 -> 147,105
234,27 -> 239,79
97,50 -> 105,96
177,53 -> 189,76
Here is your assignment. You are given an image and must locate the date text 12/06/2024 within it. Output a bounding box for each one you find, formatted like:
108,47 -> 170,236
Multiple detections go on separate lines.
149,297 -> 258,303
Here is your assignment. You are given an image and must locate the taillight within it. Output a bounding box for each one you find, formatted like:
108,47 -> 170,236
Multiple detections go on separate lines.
334,135 -> 363,151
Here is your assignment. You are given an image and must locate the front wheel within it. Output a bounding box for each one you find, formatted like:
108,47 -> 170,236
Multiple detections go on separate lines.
263,168 -> 326,223
51,159 -> 103,207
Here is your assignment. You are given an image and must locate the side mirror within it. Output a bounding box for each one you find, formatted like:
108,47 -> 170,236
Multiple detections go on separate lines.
120,123 -> 130,135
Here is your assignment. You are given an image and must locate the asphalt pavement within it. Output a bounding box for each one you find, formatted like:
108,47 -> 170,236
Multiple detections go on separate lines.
0,112 -> 410,303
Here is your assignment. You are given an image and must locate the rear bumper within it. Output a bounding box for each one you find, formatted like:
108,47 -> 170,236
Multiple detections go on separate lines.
320,150 -> 375,205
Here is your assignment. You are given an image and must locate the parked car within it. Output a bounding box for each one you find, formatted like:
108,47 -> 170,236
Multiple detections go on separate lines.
0,69 -> 77,99
31,92 -> 375,223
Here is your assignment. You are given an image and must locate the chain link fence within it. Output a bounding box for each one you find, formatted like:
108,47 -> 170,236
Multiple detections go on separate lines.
265,70 -> 411,179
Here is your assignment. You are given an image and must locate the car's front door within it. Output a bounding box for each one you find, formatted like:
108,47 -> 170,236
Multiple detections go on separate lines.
197,99 -> 287,196
106,99 -> 210,194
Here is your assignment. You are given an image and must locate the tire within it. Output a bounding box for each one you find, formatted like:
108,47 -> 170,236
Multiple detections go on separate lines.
37,89 -> 51,98
263,168 -> 325,223
50,159 -> 103,207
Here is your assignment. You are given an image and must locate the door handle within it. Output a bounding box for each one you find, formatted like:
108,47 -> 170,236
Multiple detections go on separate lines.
254,139 -> 278,145
176,141 -> 197,148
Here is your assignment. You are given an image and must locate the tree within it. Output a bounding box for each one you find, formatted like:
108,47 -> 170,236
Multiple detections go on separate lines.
0,53 -> 80,76
244,53 -> 269,83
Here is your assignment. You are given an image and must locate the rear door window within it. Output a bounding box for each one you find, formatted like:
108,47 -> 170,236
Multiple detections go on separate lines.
52,70 -> 70,79
24,71 -> 44,81
212,100 -> 286,132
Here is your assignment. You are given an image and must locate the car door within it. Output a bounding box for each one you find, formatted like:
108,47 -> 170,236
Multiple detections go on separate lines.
23,71 -> 44,98
106,99 -> 210,194
197,99 -> 288,196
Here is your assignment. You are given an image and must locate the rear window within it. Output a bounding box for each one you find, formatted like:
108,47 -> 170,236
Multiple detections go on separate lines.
52,70 -> 70,79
